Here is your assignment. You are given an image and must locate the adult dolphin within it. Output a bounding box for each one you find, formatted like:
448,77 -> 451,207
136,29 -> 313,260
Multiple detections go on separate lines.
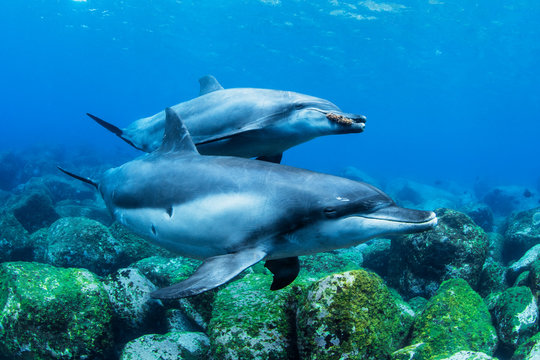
60,109 -> 437,299
88,75 -> 366,162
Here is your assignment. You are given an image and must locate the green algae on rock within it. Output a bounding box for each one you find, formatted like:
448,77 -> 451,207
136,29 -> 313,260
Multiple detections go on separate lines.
492,286 -> 539,351
297,269 -> 414,359
408,278 -> 498,359
0,262 -> 114,359
120,331 -> 209,360
503,207 -> 540,263
388,208 -> 489,299
392,346 -> 497,360
299,248 -> 361,279
511,332 -> 540,360
477,259 -> 508,298
208,273 -> 296,360
0,211 -> 31,262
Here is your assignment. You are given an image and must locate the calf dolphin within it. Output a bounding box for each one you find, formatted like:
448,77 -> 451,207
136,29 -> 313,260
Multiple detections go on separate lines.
88,75 -> 366,162
60,109 -> 436,299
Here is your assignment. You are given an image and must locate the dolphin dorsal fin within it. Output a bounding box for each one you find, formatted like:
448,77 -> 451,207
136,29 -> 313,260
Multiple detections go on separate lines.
199,75 -> 224,96
159,108 -> 199,154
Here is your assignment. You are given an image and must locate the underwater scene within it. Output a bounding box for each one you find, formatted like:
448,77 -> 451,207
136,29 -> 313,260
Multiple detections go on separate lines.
1,1 -> 539,359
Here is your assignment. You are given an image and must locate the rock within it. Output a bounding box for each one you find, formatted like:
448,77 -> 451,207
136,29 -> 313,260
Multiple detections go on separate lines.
166,309 -> 204,333
487,232 -> 504,262
407,279 -> 498,359
503,207 -> 540,263
299,248 -> 361,279
297,269 -> 414,359
529,260 -> 540,297
0,262 -> 114,359
408,296 -> 428,314
438,351 -> 497,360
44,217 -> 126,276
464,203 -> 494,232
511,332 -> 540,360
514,271 -> 530,287
119,331 -> 210,360
7,189 -> 59,233
477,259 -> 507,298
55,200 -> 113,226
360,238 -> 391,277
484,186 -> 540,217
103,268 -> 167,343
0,211 -> 32,262
209,273 -> 296,359
492,286 -> 539,352
388,208 -> 489,299
392,347 -> 497,360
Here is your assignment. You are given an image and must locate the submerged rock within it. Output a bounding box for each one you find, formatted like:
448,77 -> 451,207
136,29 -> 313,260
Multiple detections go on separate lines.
491,286 -> 538,352
464,203 -> 494,232
477,259 -> 508,298
0,262 -> 114,359
7,189 -> 59,233
359,238 -> 391,276
208,273 -> 296,360
103,268 -> 166,343
511,332 -> 540,360
407,279 -> 498,359
0,212 -> 32,262
388,208 -> 488,299
299,248 -> 361,279
119,331 -> 209,360
503,207 -> 540,263
506,244 -> 540,283
55,200 -> 113,226
296,269 -> 414,359
44,217 -> 125,276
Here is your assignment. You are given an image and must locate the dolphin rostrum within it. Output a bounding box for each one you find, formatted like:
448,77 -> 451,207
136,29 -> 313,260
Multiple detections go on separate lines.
88,75 -> 366,162
60,108 -> 436,299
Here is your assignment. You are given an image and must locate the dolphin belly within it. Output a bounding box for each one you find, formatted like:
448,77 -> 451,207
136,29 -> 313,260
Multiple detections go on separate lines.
114,192 -> 276,259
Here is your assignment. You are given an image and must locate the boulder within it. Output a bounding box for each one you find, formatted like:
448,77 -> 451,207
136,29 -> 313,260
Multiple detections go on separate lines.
511,332 -> 540,360
507,244 -> 540,283
477,259 -> 507,298
0,262 -> 114,359
299,248 -> 361,279
7,189 -> 59,233
388,208 -> 488,299
392,347 -> 497,360
492,286 -> 539,352
209,273 -> 296,359
0,212 -> 32,262
55,200 -> 113,226
103,268 -> 166,343
464,203 -> 494,232
44,217 -> 126,275
296,269 -> 414,359
406,279 -> 498,359
119,332 -> 209,360
503,207 -> 540,263
359,238 -> 391,277
109,222 -> 175,260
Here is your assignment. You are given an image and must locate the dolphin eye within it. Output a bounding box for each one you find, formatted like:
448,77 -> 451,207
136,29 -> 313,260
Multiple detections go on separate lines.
294,103 -> 304,110
324,207 -> 338,218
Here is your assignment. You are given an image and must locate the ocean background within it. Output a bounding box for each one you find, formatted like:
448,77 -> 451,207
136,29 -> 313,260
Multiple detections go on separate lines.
2,0 -> 539,188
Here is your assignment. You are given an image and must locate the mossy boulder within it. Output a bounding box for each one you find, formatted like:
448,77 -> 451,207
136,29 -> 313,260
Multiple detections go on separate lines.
477,259 -> 507,298
297,269 -> 414,359
408,278 -> 498,359
109,222 -> 175,260
8,189 -> 59,233
103,268 -> 166,343
492,286 -> 539,351
208,273 -> 296,360
43,217 -> 125,275
392,347 -> 496,360
0,262 -> 114,359
360,238 -> 391,276
299,248 -> 361,279
0,212 -> 32,262
511,332 -> 540,360
120,331 -> 209,360
388,208 -> 488,299
503,207 -> 540,263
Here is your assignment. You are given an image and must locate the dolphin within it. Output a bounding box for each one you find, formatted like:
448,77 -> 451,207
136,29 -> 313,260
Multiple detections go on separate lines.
59,108 -> 437,299
88,75 -> 366,162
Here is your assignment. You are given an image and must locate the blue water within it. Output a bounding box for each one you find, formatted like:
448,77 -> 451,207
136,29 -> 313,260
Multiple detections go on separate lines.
2,0 -> 539,187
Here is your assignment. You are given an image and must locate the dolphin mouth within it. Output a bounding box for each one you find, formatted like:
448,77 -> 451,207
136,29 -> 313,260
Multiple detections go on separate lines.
326,112 -> 367,128
359,207 -> 438,226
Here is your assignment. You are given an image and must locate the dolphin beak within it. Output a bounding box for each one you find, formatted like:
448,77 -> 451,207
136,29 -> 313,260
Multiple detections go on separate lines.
360,206 -> 438,232
326,112 -> 367,130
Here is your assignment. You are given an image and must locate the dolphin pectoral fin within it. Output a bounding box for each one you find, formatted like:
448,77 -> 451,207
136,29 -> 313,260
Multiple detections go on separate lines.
264,257 -> 300,291
198,75 -> 224,96
256,153 -> 283,164
194,125 -> 262,146
150,248 -> 267,299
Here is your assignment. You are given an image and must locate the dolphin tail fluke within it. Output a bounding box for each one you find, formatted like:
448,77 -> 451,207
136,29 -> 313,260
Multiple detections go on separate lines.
86,113 -> 141,150
150,248 -> 267,299
57,166 -> 98,189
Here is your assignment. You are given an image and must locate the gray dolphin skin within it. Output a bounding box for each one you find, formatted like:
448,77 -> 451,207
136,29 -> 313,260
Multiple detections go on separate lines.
60,108 -> 436,299
88,75 -> 366,162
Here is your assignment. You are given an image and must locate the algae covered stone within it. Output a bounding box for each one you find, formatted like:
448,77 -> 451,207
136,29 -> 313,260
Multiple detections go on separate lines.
503,207 -> 540,262
208,273 -> 296,360
388,208 -> 488,299
511,332 -> 540,360
409,278 -> 498,359
0,261 -> 114,359
120,331 -> 209,360
297,269 -> 414,359
492,286 -> 539,350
